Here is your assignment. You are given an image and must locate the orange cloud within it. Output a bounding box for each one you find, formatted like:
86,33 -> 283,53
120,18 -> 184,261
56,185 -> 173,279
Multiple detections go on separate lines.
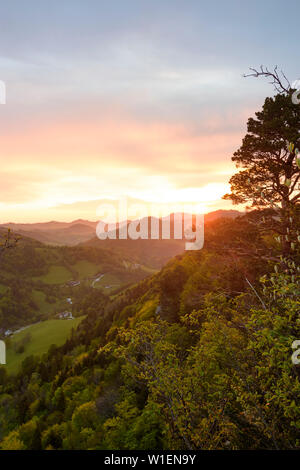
0,112 -> 242,222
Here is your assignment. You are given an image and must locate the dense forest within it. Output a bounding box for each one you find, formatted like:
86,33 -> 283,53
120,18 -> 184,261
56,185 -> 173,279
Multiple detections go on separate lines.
0,211 -> 299,449
0,77 -> 300,450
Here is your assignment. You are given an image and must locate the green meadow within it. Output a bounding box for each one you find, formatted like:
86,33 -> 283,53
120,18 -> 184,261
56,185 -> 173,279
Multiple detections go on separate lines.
33,265 -> 72,284
32,289 -> 61,316
73,260 -> 100,279
5,316 -> 84,375
92,272 -> 120,290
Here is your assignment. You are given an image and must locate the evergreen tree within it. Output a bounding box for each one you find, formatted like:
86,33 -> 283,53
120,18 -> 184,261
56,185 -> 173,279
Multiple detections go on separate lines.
224,67 -> 300,255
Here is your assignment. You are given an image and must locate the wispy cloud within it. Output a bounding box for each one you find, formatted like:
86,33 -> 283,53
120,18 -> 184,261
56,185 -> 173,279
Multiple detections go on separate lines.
0,0 -> 299,221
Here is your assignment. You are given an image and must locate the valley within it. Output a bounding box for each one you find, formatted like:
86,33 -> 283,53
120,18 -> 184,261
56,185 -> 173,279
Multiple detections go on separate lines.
0,211 -> 241,374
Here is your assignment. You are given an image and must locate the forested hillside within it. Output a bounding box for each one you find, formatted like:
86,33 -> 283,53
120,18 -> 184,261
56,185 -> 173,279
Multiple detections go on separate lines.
0,213 -> 299,449
0,231 -> 152,332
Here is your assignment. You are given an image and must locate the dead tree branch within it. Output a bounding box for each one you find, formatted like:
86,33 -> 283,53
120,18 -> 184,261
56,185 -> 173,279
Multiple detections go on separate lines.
243,65 -> 291,94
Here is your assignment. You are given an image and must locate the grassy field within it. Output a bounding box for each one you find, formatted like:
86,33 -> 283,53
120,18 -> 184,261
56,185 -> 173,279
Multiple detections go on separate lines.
32,289 -> 62,316
33,265 -> 72,284
33,261 -> 101,284
74,260 -> 100,279
92,273 -> 121,290
5,316 -> 84,375
32,290 -> 48,313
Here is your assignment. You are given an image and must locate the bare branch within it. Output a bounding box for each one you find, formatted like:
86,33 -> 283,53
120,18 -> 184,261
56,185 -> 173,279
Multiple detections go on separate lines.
243,65 -> 291,94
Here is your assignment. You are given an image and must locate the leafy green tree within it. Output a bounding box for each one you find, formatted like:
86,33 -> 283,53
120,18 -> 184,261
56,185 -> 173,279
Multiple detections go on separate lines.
0,430 -> 25,450
235,261 -> 300,449
112,319 -> 242,449
41,423 -> 64,449
224,67 -> 300,255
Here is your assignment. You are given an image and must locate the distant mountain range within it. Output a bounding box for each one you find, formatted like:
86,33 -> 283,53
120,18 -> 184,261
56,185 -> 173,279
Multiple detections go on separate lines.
0,210 -> 241,247
204,209 -> 242,222
0,219 -> 98,246
81,210 -> 242,268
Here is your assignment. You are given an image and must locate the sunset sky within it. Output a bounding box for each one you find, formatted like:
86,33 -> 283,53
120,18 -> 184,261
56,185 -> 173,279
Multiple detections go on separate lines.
0,0 -> 299,222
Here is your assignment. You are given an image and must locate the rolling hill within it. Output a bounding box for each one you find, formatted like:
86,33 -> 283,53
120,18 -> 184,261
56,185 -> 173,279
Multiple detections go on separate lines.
0,230 -> 154,333
81,211 -> 241,268
0,220 -> 98,246
0,210 -> 242,332
1,213 -> 296,450
0,211 -> 241,247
